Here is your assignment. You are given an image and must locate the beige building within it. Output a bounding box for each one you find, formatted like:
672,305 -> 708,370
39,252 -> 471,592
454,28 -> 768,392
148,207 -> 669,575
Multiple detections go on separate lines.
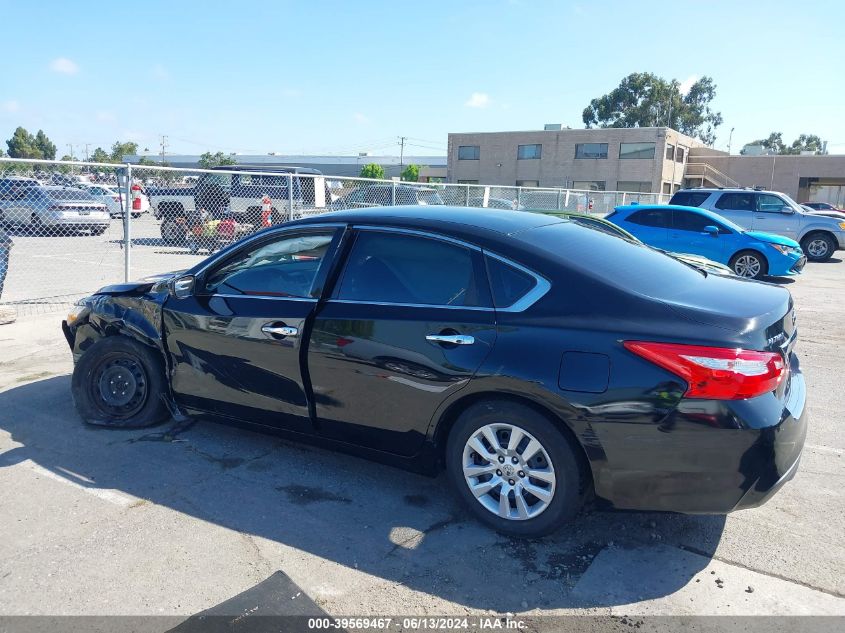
686,148 -> 845,205
447,127 -> 706,194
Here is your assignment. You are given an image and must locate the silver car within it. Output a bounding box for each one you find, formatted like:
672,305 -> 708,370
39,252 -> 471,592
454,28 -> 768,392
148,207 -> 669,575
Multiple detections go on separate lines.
0,185 -> 110,235
670,188 -> 845,262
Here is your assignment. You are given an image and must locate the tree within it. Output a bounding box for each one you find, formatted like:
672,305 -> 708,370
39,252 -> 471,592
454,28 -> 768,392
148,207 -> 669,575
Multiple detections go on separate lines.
741,132 -> 825,155
34,130 -> 57,159
400,164 -> 420,182
359,163 -> 385,179
90,147 -> 111,163
198,151 -> 237,169
582,72 -> 723,145
110,141 -> 139,162
6,127 -> 42,158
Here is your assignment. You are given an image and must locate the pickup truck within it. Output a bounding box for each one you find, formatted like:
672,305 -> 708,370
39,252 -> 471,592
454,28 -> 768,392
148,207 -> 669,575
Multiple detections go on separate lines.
147,165 -> 324,244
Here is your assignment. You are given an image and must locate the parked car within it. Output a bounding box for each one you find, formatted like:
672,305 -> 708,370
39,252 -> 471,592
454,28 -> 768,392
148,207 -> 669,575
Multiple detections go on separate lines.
77,183 -> 128,218
802,201 -> 842,212
669,188 -> 845,262
0,185 -> 110,234
467,196 -> 524,210
332,184 -> 444,209
607,204 -> 805,279
800,202 -> 845,221
531,210 -> 735,275
63,207 -> 805,537
0,176 -> 40,212
149,165 -> 324,244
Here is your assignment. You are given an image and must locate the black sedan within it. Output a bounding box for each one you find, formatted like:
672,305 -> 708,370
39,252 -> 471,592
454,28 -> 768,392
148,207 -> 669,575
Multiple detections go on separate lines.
63,206 -> 807,537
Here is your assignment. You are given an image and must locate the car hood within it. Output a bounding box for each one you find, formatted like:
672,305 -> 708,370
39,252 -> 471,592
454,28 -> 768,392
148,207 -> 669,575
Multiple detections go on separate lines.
743,231 -> 800,248
807,210 -> 845,220
94,270 -> 186,296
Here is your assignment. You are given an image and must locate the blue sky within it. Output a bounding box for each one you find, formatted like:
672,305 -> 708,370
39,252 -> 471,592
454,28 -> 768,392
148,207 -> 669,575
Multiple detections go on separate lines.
2,0 -> 843,157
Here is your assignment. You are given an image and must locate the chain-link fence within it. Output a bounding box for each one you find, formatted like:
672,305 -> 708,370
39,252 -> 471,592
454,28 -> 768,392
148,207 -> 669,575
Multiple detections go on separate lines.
0,158 -> 667,316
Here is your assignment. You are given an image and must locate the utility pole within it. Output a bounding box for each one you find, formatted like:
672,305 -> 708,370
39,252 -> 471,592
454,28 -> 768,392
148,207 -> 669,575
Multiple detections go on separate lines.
398,136 -> 407,167
727,127 -> 735,155
83,143 -> 90,162
160,135 -> 169,164
67,144 -> 74,173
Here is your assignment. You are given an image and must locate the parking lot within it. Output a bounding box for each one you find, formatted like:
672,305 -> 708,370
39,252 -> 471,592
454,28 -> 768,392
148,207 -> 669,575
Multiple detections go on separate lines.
0,223 -> 843,629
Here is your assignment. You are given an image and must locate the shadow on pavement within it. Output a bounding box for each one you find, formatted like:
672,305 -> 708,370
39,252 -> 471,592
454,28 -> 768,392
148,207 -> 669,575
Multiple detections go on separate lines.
0,376 -> 726,611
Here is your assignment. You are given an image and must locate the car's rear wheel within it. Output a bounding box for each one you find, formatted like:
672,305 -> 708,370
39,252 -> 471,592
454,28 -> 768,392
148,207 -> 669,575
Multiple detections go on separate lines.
161,218 -> 186,245
800,232 -> 836,262
72,337 -> 170,428
729,250 -> 768,279
446,400 -> 584,537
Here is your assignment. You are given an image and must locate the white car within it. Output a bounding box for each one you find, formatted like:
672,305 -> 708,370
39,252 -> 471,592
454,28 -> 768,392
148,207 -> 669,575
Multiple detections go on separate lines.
78,184 -> 125,218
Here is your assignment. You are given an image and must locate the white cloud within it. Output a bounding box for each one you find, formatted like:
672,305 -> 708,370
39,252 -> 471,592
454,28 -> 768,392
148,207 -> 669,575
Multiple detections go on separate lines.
2,100 -> 20,113
353,112 -> 370,125
50,57 -> 79,74
150,64 -> 170,81
679,74 -> 699,95
465,92 -> 490,108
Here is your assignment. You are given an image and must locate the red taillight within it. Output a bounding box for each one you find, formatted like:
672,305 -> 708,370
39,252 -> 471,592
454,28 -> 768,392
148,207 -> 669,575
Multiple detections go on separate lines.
623,341 -> 786,400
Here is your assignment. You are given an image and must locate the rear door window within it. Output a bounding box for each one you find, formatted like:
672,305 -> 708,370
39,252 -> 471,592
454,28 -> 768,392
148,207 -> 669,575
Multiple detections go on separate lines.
715,193 -> 754,212
673,210 -> 716,232
626,209 -> 671,228
335,231 -> 489,307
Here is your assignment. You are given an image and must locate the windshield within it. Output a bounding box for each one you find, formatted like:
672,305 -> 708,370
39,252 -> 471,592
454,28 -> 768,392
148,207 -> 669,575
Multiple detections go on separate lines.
779,193 -> 806,213
47,189 -> 96,201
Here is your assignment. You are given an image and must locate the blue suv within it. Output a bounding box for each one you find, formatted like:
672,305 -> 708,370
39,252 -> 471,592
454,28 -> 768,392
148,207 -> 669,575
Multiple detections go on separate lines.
607,205 -> 805,279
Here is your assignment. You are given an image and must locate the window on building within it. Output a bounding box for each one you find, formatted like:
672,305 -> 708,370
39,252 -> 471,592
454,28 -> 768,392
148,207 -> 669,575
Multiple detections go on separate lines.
517,144 -> 542,160
616,181 -> 652,193
516,180 -> 539,187
457,179 -> 478,185
662,182 -> 673,195
574,143 -> 608,159
665,144 -> 675,161
675,146 -> 686,163
619,142 -> 656,159
572,181 -> 606,191
457,145 -> 480,160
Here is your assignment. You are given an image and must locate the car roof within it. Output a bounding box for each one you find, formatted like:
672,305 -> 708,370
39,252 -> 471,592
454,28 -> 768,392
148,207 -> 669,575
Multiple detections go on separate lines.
288,205 -> 566,239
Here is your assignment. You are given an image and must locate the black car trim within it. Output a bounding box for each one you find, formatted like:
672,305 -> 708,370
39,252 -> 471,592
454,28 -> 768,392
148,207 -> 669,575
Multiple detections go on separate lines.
328,299 -> 494,312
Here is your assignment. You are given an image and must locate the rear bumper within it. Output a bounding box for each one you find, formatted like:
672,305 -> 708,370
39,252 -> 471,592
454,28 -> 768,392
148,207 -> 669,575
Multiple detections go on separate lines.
592,358 -> 807,514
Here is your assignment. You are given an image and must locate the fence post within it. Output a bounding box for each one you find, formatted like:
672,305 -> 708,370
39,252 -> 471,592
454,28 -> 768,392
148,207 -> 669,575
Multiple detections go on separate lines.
557,189 -> 562,210
391,181 -> 397,205
516,187 -> 522,209
287,174 -> 294,222
123,163 -> 132,282
465,184 -> 470,206
564,189 -> 570,208
621,192 -> 627,206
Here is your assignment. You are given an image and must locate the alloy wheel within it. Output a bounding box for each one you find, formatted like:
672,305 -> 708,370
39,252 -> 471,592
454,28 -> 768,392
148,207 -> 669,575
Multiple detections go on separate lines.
806,238 -> 829,259
462,423 -> 556,520
734,254 -> 762,278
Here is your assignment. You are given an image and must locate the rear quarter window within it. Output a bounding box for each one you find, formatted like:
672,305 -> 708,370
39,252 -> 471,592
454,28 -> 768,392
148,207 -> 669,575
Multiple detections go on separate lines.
485,256 -> 537,308
669,191 -> 711,207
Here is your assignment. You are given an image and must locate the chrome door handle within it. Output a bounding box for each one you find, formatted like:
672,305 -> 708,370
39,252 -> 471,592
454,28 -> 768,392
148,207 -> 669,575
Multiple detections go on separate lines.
426,334 -> 475,345
261,324 -> 298,338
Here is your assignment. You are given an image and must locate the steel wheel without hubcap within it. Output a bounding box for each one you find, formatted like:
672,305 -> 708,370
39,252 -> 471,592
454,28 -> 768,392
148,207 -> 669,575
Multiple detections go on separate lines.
806,238 -> 830,259
733,254 -> 762,278
91,355 -> 148,419
462,423 -> 556,520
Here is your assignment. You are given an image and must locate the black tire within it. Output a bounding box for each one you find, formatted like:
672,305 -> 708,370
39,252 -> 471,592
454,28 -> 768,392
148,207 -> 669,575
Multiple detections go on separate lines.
729,250 -> 768,279
71,336 -> 170,428
161,218 -> 186,245
800,232 -> 836,262
446,400 -> 584,538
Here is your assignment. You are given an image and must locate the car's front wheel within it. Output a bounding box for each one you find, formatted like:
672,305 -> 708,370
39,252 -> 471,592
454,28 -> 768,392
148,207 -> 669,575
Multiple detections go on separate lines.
446,400 -> 584,537
71,336 -> 170,428
800,232 -> 836,262
729,250 -> 768,279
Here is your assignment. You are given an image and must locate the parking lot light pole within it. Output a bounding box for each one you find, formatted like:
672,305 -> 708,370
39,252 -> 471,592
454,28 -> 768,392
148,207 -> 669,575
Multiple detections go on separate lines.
124,163 -> 132,282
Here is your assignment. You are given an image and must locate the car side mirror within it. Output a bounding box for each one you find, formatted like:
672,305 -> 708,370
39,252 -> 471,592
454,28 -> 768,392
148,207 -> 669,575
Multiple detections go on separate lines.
782,207 -> 794,214
170,275 -> 195,299
703,225 -> 719,236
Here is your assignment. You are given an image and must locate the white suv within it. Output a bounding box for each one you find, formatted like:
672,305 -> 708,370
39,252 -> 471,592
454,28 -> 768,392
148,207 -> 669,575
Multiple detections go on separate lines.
670,188 -> 845,262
